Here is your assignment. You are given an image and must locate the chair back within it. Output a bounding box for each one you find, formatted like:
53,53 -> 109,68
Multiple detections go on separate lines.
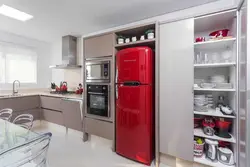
0,132 -> 52,167
13,114 -> 34,130
0,108 -> 13,121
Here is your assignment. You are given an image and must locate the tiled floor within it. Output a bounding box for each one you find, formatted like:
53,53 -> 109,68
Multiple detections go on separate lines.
33,121 -> 164,167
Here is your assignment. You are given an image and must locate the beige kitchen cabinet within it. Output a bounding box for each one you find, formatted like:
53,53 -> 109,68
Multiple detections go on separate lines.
0,95 -> 40,111
40,95 -> 61,111
61,99 -> 83,131
84,33 -> 113,58
11,109 -> 41,121
42,109 -> 64,126
0,95 -> 41,121
84,117 -> 113,140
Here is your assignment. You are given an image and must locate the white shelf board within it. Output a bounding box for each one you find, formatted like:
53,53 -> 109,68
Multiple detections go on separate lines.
115,38 -> 155,48
194,62 -> 236,68
194,109 -> 235,118
194,38 -> 236,50
194,88 -> 236,92
194,128 -> 236,143
194,154 -> 235,167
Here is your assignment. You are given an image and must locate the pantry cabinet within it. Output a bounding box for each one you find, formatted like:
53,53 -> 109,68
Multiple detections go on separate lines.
84,33 -> 114,58
159,18 -> 194,161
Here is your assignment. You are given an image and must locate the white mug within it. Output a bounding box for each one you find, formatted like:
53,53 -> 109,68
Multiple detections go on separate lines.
140,35 -> 145,40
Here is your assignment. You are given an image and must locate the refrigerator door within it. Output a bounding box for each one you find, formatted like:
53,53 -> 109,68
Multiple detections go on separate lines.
116,47 -> 153,84
116,84 -> 153,165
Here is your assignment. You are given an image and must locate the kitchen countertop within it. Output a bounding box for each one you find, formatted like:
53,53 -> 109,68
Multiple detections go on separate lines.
0,92 -> 83,100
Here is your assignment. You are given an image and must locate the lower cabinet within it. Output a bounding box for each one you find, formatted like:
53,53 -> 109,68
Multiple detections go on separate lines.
11,109 -> 41,121
61,99 -> 83,131
42,109 -> 64,126
84,117 -> 113,140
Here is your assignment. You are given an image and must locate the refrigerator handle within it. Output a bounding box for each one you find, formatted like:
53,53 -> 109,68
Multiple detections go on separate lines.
116,85 -> 118,99
115,68 -> 118,83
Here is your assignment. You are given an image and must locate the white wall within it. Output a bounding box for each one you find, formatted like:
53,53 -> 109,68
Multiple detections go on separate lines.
0,30 -> 52,90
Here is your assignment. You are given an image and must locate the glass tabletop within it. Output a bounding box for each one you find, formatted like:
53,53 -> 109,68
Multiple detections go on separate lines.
0,119 -> 41,155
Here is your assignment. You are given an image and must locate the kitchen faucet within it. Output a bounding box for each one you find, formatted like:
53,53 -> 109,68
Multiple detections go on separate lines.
13,80 -> 20,95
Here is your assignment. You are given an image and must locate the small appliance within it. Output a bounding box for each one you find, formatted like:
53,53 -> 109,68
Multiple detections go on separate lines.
85,59 -> 110,83
217,147 -> 235,165
205,139 -> 218,162
215,119 -> 232,138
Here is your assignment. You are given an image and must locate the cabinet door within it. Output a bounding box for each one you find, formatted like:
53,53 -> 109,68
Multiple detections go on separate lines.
159,19 -> 194,161
42,109 -> 64,126
40,96 -> 61,111
61,99 -> 83,131
0,96 -> 40,111
84,33 -> 113,58
85,117 -> 113,140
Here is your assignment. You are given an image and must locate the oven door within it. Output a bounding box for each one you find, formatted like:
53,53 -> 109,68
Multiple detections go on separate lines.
87,92 -> 109,117
86,61 -> 110,82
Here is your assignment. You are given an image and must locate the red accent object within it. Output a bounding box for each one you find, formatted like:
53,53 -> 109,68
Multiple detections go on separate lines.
116,47 -> 154,166
216,120 -> 231,129
195,37 -> 205,42
209,29 -> 229,38
202,120 -> 215,128
116,47 -> 153,84
194,118 -> 203,128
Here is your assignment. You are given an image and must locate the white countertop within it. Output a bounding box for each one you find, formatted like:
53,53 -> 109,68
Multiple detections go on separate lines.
0,92 -> 83,100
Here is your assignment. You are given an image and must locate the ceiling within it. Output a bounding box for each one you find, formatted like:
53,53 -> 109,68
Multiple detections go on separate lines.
0,0 -> 218,43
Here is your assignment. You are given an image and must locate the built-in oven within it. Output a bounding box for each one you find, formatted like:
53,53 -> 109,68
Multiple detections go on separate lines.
86,84 -> 110,119
85,60 -> 110,83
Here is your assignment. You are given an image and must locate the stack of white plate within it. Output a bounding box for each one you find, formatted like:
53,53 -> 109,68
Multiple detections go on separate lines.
194,95 -> 208,112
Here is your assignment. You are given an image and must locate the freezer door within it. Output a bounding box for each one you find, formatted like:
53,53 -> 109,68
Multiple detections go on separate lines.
116,47 -> 153,84
116,84 -> 153,165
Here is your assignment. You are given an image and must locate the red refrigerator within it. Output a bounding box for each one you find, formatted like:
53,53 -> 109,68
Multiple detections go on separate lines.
115,47 -> 154,165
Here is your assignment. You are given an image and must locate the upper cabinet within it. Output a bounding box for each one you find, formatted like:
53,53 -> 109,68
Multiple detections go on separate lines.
84,33 -> 114,58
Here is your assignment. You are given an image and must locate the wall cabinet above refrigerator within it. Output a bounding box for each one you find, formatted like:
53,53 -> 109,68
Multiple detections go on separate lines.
84,33 -> 114,58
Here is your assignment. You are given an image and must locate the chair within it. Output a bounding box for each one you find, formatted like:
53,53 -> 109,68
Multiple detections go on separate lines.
0,132 -> 52,167
13,114 -> 34,130
0,108 -> 13,121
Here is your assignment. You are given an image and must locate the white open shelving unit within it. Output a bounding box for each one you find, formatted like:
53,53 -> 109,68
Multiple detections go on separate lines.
193,10 -> 238,167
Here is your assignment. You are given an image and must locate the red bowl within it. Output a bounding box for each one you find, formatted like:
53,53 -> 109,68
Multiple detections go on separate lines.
209,29 -> 229,38
195,37 -> 205,42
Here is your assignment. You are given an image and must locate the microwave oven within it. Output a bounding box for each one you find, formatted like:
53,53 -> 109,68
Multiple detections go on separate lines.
85,60 -> 110,83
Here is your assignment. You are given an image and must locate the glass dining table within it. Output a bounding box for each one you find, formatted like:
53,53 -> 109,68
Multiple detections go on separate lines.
0,119 -> 52,167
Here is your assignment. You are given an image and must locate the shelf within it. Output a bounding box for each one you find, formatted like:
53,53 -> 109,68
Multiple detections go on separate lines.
194,38 -> 236,50
194,62 -> 236,68
115,39 -> 155,48
194,128 -> 236,143
194,88 -> 235,92
194,109 -> 236,118
194,154 -> 235,167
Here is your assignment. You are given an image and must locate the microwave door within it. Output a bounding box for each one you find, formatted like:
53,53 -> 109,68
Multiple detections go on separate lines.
86,64 -> 103,79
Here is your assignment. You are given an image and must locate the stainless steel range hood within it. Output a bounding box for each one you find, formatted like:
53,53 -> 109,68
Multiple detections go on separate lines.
50,35 -> 82,69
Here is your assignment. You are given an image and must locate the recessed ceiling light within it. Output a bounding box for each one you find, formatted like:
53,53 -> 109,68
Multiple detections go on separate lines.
0,4 -> 33,21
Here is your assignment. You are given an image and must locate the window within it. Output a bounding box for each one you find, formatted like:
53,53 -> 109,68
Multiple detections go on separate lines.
0,42 -> 37,84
